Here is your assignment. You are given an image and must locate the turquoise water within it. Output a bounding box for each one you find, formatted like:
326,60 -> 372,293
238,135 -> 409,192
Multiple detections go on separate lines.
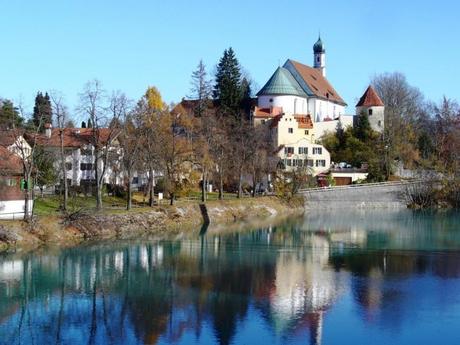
1,209 -> 460,345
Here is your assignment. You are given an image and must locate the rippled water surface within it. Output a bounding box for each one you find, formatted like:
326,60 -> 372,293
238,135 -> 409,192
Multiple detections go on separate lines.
1,209 -> 460,345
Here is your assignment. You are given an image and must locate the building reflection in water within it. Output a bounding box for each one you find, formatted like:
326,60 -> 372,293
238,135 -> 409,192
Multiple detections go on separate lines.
0,209 -> 460,344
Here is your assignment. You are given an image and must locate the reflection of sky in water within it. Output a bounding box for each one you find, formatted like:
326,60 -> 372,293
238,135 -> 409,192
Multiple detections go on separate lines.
0,209 -> 460,345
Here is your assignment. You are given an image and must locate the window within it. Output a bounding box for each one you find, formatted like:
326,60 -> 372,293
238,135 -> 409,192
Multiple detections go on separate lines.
269,98 -> 273,103
305,159 -> 314,167
313,147 -> 322,155
284,147 -> 294,155
81,149 -> 92,156
4,178 -> 17,187
80,163 -> 94,171
305,130 -> 309,135
369,109 -> 373,115
286,159 -> 292,167
316,56 -> 320,63
315,159 -> 326,167
65,162 -> 72,171
298,147 -> 308,155
288,128 -> 293,134
378,120 -> 382,127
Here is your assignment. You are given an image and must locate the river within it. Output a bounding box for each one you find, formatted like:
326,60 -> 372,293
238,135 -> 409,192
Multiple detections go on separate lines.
1,209 -> 460,345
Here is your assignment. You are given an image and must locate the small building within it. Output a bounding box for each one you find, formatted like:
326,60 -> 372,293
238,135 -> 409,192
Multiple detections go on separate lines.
27,125 -> 123,189
0,146 -> 32,219
356,85 -> 385,133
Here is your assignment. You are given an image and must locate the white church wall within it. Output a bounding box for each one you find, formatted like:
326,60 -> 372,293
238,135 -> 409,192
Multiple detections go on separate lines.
258,95 -> 307,115
313,116 -> 354,141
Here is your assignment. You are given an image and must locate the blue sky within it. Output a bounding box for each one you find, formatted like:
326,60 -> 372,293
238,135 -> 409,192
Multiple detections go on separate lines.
1,0 -> 459,118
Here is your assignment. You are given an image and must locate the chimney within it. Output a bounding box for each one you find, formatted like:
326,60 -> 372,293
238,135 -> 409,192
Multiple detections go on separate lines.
44,123 -> 52,138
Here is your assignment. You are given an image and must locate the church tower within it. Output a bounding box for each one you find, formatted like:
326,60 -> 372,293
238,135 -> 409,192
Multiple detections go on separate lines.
356,85 -> 385,133
313,36 -> 326,77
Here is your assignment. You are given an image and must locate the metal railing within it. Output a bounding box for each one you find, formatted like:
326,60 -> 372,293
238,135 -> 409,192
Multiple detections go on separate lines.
299,180 -> 424,193
0,211 -> 27,220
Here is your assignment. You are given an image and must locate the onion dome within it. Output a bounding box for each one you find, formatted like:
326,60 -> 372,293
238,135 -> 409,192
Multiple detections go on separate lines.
313,36 -> 325,53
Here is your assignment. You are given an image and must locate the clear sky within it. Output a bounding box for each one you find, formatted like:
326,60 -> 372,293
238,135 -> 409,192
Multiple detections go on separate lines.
1,0 -> 459,118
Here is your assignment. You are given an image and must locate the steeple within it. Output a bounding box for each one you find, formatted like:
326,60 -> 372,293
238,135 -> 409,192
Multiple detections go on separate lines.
313,35 -> 326,77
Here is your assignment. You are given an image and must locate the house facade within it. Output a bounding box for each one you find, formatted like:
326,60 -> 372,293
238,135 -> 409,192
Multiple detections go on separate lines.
30,125 -> 123,189
0,146 -> 32,219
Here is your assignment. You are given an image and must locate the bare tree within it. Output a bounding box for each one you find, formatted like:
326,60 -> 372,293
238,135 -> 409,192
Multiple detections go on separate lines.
77,80 -> 122,211
7,103 -> 45,221
50,92 -> 69,211
119,101 -> 144,210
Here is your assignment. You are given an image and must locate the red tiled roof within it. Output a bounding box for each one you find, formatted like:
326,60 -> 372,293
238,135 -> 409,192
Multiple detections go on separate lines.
28,128 -> 118,148
0,130 -> 22,147
293,114 -> 313,129
356,86 -> 384,107
254,106 -> 283,117
287,60 -> 347,106
0,146 -> 22,174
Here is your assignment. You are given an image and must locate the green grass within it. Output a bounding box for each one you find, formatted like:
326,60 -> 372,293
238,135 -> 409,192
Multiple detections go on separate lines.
34,195 -> 127,216
34,190 -> 259,217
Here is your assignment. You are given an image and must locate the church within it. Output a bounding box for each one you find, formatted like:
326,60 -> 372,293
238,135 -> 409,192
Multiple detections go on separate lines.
253,36 -> 384,176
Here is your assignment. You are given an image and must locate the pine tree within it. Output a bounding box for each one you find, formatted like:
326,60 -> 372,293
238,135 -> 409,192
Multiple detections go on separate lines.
33,92 -> 52,131
81,121 -> 87,128
0,99 -> 23,129
189,59 -> 212,117
240,77 -> 252,119
87,118 -> 93,128
335,118 -> 345,147
213,47 -> 243,116
354,110 -> 372,142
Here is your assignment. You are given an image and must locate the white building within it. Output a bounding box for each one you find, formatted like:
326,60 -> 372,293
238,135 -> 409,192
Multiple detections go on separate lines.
30,125 -> 124,189
253,36 -> 353,175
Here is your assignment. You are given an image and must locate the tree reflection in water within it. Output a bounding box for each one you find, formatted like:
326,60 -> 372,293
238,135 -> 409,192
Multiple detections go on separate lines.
1,209 -> 460,345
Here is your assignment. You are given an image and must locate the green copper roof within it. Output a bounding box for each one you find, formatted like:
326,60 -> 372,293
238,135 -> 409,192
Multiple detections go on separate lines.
257,67 -> 307,97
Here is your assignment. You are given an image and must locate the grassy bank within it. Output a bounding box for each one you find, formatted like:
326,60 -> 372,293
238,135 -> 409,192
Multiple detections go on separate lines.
0,196 -> 305,252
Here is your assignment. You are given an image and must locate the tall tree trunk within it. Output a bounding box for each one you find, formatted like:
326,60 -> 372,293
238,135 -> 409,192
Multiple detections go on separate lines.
252,167 -> 256,198
126,170 -> 132,210
218,168 -> 224,200
201,170 -> 207,203
148,167 -> 154,207
95,156 -> 102,210
237,168 -> 243,199
60,132 -> 68,211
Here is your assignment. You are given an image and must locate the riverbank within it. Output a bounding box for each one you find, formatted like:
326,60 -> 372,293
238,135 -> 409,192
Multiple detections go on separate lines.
0,196 -> 304,252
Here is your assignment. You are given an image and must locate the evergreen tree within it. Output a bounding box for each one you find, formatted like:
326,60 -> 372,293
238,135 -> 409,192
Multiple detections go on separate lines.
81,121 -> 87,128
213,47 -> 243,116
33,92 -> 52,130
354,110 -> 372,142
190,59 -> 212,117
240,77 -> 253,119
0,99 -> 23,129
87,118 -> 93,128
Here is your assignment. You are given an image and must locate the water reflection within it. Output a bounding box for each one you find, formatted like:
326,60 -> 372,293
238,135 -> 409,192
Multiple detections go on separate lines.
1,209 -> 460,345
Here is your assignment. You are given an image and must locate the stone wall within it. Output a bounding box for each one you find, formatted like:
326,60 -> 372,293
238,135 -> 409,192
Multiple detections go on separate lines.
301,183 -> 411,209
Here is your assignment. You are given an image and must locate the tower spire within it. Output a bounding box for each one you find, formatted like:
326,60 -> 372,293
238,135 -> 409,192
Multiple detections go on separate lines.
313,35 -> 326,77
